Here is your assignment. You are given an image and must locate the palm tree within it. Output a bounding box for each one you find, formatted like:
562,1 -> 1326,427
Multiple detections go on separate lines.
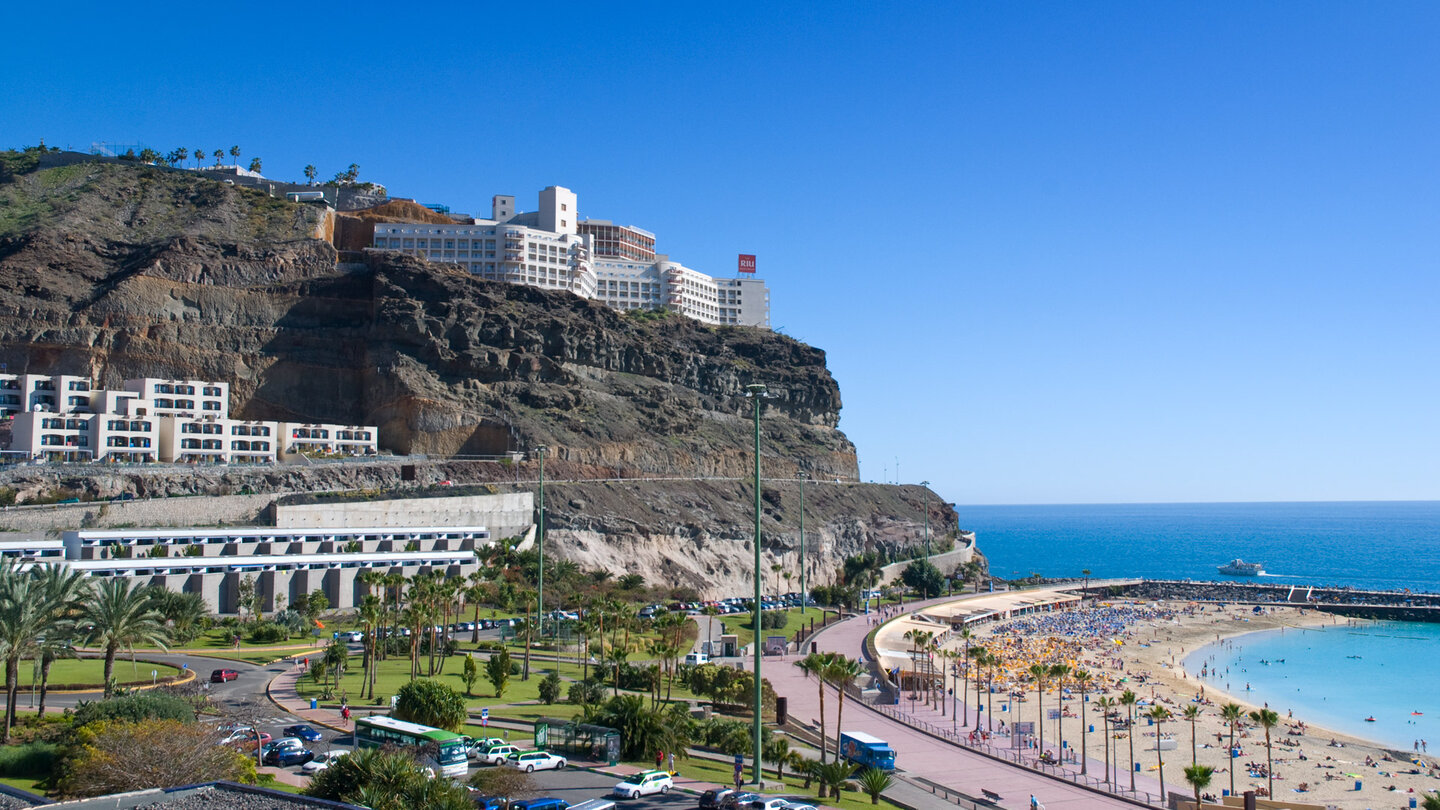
0,561 -> 46,741
1420,791 -> 1440,810
983,649 -> 998,731
212,148 -> 224,167
825,655 -> 864,761
956,629 -> 973,726
193,148 -> 204,168
1184,764 -> 1214,809
358,594 -> 383,700
1148,705 -> 1172,800
80,577 -> 169,694
1072,669 -> 1092,774
1081,568 -> 1091,601
1120,689 -> 1138,791
32,564 -> 89,718
1049,663 -> 1070,763
902,628 -> 931,702
1027,663 -> 1048,760
304,164 -> 318,185
1183,705 -> 1202,767
1096,696 -> 1116,785
1249,708 -> 1279,797
229,145 -> 240,166
797,652 -> 838,761
1220,703 -> 1243,799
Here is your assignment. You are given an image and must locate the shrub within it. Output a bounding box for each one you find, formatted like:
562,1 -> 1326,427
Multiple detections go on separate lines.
247,622 -> 288,643
58,719 -> 255,798
71,692 -> 195,729
393,679 -> 467,732
0,487 -> 16,507
0,741 -> 59,777
537,670 -> 563,704
566,678 -> 607,706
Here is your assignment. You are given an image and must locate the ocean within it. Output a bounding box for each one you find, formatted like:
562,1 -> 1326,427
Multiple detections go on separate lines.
1184,621 -> 1440,751
961,500 -> 1440,750
962,500 -> 1440,593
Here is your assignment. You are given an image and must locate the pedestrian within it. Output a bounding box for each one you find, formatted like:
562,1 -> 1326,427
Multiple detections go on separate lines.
1030,794 -> 1039,810
341,704 -> 351,726
668,751 -> 676,774
656,749 -> 664,770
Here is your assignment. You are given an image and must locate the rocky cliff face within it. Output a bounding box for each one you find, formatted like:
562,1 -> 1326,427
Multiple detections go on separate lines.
0,160 -> 855,479
0,157 -> 968,590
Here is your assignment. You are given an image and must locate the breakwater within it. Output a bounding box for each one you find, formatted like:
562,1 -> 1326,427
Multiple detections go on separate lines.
1118,579 -> 1440,622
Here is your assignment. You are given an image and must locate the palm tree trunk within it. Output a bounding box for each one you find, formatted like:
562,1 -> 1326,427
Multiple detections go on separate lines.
817,675 -> 827,764
1155,720 -> 1165,800
37,655 -> 54,719
104,645 -> 118,694
1079,694 -> 1087,774
3,657 -> 17,743
1102,715 -> 1110,785
1228,724 -> 1236,798
834,684 -> 847,763
472,602 -> 481,644
1127,709 -> 1136,791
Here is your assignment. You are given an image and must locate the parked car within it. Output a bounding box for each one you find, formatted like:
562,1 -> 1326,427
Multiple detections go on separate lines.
343,631 -> 364,643
472,797 -> 507,810
218,729 -> 269,748
480,744 -> 519,765
750,799 -> 790,810
209,668 -> 239,683
282,724 -> 322,742
699,789 -> 736,810
611,770 -> 673,798
466,737 -> 507,757
719,793 -> 759,810
780,803 -> 817,810
503,750 -> 567,772
510,799 -> 568,810
302,750 -> 348,773
265,746 -> 315,767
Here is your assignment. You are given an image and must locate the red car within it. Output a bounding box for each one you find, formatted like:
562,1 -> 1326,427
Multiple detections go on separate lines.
209,668 -> 239,683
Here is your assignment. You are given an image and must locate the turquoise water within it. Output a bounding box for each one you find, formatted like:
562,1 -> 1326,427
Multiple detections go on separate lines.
964,500 -> 1440,593
1183,621 -> 1440,750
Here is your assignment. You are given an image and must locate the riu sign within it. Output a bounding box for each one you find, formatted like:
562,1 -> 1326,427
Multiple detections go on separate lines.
738,254 -> 757,274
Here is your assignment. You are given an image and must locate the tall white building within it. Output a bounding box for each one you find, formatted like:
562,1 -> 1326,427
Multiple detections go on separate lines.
370,186 -> 770,328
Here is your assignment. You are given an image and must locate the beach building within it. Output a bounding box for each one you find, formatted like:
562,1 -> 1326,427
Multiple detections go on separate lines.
370,186 -> 770,328
0,372 -> 379,463
60,525 -> 487,613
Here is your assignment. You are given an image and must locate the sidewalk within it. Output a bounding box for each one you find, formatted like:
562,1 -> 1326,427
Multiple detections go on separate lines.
767,595 -> 1157,809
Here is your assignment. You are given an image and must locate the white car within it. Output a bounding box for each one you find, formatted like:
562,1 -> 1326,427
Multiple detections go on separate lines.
302,750 -> 349,773
750,800 -> 789,810
612,770 -> 673,798
480,744 -> 520,765
502,750 -> 567,772
343,631 -> 364,643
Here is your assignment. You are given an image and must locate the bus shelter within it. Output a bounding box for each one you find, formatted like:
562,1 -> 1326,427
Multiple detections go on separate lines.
535,717 -> 620,766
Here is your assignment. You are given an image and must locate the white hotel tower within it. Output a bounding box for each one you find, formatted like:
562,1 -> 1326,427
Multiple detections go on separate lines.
369,187 -> 770,328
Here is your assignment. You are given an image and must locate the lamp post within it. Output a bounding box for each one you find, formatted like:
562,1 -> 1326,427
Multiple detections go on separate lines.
743,383 -> 769,787
920,480 -> 931,561
797,470 -> 807,615
534,446 -> 547,639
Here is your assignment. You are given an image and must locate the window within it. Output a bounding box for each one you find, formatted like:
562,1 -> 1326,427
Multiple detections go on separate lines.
203,386 -> 221,396
202,401 -> 221,411
176,399 -> 194,409
181,438 -> 200,449
155,398 -> 173,408
176,385 -> 194,395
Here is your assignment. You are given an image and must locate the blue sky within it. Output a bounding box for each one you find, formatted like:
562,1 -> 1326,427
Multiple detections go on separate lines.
4,2 -> 1438,504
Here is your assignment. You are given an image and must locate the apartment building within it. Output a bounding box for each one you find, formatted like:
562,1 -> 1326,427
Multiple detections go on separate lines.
370,186 -> 770,328
62,525 -> 487,613
0,372 -> 379,464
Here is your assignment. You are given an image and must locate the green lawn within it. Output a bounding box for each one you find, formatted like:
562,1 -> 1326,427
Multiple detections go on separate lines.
0,776 -> 46,797
294,651 -> 703,713
16,658 -> 180,690
727,608 -> 840,650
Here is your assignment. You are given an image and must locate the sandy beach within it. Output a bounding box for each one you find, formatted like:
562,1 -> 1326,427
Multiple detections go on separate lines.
962,601 -> 1440,808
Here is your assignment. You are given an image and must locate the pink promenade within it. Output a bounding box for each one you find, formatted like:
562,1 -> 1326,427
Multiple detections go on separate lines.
765,598 -> 1164,809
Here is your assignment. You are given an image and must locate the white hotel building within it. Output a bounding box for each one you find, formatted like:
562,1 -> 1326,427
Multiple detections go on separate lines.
370,186 -> 770,328
1,373 -> 378,464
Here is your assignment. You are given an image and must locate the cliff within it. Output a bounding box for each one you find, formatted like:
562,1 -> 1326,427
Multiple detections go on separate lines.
0,155 -> 960,591
0,159 -> 854,479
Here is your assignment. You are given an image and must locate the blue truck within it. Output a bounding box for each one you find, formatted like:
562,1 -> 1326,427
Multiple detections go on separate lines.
838,731 -> 896,771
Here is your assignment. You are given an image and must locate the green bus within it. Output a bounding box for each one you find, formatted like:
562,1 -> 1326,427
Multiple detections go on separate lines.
354,714 -> 469,778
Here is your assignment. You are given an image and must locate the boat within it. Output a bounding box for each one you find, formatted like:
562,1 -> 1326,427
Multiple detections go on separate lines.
1218,559 -> 1265,576
1365,716 -> 1377,723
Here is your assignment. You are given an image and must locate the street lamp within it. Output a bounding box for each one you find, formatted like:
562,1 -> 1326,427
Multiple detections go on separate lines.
797,470 -> 807,615
534,446 -> 547,639
743,383 -> 771,787
920,480 -> 931,561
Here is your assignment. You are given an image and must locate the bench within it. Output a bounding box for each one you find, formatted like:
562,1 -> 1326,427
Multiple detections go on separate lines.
980,788 -> 1003,804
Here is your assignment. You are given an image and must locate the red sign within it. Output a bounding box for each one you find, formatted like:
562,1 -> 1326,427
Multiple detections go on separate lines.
738,254 -> 756,274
